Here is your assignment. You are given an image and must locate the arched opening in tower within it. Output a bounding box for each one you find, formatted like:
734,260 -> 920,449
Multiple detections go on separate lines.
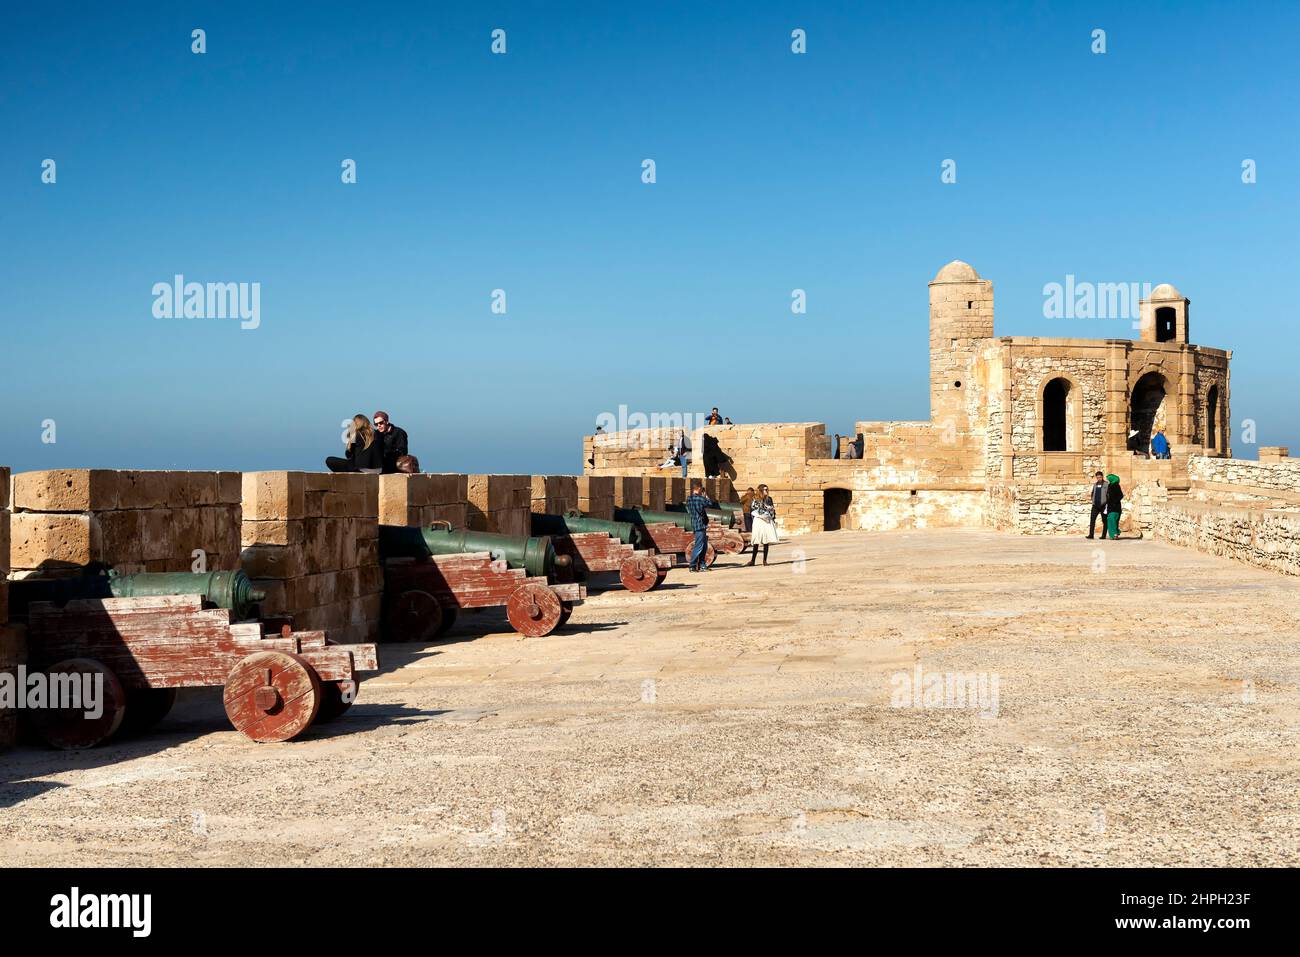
1155,306 -> 1177,342
1130,372 -> 1169,453
823,488 -> 852,531
1042,377 -> 1071,452
1207,384 -> 1219,450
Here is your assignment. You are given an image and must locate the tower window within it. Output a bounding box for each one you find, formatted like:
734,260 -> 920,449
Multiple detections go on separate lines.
1156,306 -> 1177,342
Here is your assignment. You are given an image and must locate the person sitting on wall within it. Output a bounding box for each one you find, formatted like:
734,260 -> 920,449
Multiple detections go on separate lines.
1151,428 -> 1171,460
705,407 -> 723,425
373,410 -> 409,474
326,414 -> 384,473
723,417 -> 733,425
396,454 -> 420,474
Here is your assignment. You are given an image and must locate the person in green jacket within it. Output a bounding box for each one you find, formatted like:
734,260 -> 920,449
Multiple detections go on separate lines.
1105,474 -> 1124,540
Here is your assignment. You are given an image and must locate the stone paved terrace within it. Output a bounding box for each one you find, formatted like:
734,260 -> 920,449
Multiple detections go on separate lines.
1,528 -> 1297,866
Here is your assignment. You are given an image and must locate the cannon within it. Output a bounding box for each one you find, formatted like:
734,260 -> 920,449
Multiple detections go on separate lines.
531,510 -> 642,546
8,568 -> 266,622
665,504 -> 738,527
378,524 -> 567,579
605,508 -> 746,566
530,513 -> 673,592
9,568 -> 379,749
625,505 -> 738,529
378,524 -> 585,640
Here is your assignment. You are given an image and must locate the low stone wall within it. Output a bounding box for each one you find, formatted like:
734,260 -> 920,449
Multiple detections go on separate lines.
0,468 -> 8,624
985,481 -> 1144,536
1149,499 -> 1300,577
586,423 -> 827,489
240,472 -> 382,644
0,467 -> 17,751
1185,454 -> 1300,509
8,469 -> 242,575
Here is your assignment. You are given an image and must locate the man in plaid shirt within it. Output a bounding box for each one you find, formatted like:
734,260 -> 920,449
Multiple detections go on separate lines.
684,480 -> 718,572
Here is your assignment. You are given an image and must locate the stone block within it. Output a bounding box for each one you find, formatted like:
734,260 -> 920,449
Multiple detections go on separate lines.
12,469 -> 120,512
242,471 -> 306,521
9,512 -> 101,569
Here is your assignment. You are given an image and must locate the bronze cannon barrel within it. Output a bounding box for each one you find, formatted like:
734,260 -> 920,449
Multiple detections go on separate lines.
9,569 -> 267,621
379,525 -> 565,579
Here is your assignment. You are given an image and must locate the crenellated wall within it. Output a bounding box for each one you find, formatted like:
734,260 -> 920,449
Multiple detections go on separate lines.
240,471 -> 383,644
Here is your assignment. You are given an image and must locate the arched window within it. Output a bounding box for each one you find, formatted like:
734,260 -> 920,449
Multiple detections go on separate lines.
1130,371 -> 1168,452
1155,307 -> 1177,342
1043,377 -> 1070,452
1207,384 -> 1219,449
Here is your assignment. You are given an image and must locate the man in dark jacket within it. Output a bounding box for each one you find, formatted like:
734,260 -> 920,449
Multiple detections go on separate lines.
373,410 -> 409,474
1086,471 -> 1107,539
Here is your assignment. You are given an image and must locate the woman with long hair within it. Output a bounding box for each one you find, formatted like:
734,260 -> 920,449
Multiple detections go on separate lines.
325,414 -> 384,473
747,483 -> 779,565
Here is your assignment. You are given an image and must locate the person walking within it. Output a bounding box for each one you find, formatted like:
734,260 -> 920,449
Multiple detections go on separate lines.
684,480 -> 718,572
747,484 -> 779,565
1086,471 -> 1107,539
1105,474 -> 1124,540
739,486 -> 756,534
326,414 -> 384,473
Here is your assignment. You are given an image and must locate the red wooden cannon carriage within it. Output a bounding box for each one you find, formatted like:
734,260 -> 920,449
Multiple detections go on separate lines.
383,551 -> 586,641
550,532 -> 675,592
634,521 -> 746,568
22,593 -> 379,748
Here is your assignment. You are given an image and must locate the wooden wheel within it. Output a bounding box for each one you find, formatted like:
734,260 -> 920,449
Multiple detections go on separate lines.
31,658 -> 126,750
704,544 -> 718,567
506,582 -> 564,637
654,568 -> 669,588
316,678 -> 359,723
385,588 -> 444,643
435,605 -> 458,637
557,601 -> 574,628
223,651 -> 322,743
122,687 -> 178,734
619,555 -> 659,592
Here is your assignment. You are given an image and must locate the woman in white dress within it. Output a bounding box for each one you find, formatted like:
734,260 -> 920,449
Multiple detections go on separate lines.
748,484 -> 779,565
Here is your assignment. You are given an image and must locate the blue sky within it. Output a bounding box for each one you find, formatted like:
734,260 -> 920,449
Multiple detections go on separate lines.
2,1 -> 1297,473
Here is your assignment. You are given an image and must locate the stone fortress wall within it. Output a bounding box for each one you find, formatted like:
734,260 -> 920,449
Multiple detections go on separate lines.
0,466 -> 738,653
581,260 -> 1300,577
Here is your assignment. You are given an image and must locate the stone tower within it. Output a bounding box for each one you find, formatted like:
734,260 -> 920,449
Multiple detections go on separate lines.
929,260 -> 994,439
1139,283 -> 1190,343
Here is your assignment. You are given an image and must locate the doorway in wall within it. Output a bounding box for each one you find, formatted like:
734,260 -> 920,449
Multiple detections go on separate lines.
1130,371 -> 1169,453
824,488 -> 852,531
